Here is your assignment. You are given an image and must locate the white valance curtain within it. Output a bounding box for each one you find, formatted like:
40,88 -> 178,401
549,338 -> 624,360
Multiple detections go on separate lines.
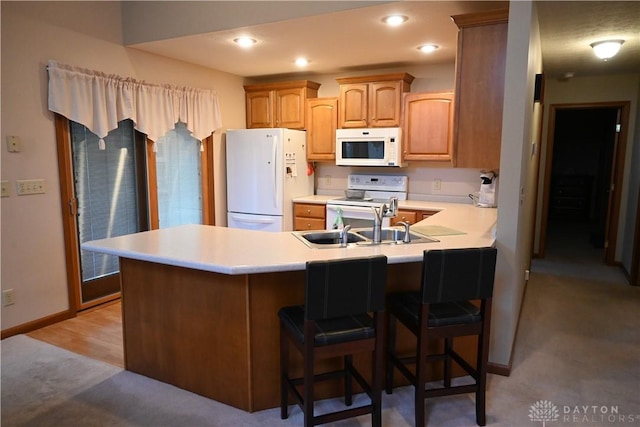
47,60 -> 222,146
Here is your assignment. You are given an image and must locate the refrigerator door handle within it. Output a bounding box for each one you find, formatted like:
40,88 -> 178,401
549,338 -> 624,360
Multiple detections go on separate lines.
229,213 -> 277,224
272,135 -> 279,208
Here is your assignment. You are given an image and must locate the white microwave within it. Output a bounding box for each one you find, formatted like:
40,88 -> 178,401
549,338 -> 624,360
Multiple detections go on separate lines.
335,127 -> 404,167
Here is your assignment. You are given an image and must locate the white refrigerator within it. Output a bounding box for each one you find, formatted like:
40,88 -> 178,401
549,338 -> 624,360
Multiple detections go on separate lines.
226,128 -> 313,232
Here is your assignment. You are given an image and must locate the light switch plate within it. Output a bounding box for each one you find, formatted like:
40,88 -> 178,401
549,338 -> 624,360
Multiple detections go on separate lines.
1,180 -> 9,197
16,179 -> 45,195
6,136 -> 21,153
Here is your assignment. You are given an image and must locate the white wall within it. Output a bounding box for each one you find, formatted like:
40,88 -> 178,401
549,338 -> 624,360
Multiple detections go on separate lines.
488,1 -> 543,368
0,2 -> 245,330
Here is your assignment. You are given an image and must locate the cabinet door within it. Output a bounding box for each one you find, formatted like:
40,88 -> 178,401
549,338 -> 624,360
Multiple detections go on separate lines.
402,92 -> 454,161
453,11 -> 508,169
306,98 -> 338,161
276,87 -> 305,129
246,90 -> 274,128
390,210 -> 418,226
369,81 -> 402,127
339,84 -> 368,128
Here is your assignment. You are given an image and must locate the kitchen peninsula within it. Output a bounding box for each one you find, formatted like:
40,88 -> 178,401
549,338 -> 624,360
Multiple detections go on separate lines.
83,202 -> 496,412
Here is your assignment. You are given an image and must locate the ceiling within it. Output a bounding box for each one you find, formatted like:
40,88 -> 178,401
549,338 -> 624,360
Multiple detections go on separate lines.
128,1 -> 640,80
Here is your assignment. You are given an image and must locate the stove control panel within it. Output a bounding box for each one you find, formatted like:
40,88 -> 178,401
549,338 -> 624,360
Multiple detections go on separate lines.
347,174 -> 408,191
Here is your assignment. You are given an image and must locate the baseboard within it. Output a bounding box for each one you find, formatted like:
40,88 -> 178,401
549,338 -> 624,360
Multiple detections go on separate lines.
488,361 -> 511,376
1,309 -> 75,339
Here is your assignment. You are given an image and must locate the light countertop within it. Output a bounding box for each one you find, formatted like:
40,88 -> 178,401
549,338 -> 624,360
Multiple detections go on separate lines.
82,202 -> 496,275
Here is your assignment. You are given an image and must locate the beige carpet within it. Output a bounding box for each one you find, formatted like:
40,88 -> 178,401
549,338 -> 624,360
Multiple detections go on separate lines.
2,226 -> 639,425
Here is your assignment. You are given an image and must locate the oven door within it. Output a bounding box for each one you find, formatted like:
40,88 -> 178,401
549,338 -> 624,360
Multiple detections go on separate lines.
326,204 -> 391,229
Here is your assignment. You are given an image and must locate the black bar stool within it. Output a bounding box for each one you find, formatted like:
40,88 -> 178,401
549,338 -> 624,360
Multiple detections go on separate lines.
385,247 -> 497,426
279,255 -> 387,427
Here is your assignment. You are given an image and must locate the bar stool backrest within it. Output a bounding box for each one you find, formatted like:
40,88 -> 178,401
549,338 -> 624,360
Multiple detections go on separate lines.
421,248 -> 497,304
305,255 -> 388,321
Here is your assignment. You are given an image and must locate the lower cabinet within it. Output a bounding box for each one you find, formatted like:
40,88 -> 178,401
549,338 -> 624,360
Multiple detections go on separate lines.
293,203 -> 326,230
390,209 -> 438,226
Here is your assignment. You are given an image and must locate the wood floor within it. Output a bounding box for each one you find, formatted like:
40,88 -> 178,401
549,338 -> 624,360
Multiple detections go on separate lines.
27,301 -> 124,368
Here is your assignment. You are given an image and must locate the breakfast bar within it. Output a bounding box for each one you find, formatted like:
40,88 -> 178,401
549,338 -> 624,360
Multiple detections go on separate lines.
82,202 -> 496,412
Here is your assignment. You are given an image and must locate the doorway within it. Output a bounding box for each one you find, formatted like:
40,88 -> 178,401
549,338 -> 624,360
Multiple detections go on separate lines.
539,102 -> 629,265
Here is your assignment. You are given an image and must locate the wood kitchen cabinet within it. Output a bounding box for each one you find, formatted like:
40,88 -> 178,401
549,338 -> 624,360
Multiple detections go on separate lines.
306,97 -> 338,161
390,209 -> 438,226
402,92 -> 455,162
244,80 -> 321,129
293,203 -> 326,230
336,73 -> 414,128
451,9 -> 508,170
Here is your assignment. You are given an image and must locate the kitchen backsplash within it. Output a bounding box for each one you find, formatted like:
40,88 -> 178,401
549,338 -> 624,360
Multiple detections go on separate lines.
314,164 -> 485,204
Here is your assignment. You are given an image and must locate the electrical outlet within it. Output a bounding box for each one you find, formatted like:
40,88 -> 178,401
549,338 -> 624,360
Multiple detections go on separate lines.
1,180 -> 9,197
433,179 -> 442,191
2,289 -> 15,306
16,179 -> 46,195
524,270 -> 530,281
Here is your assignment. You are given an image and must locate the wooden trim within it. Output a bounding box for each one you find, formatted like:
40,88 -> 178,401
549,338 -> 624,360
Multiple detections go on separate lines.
54,114 -> 82,312
1,309 -> 74,339
135,132 -> 150,231
243,80 -> 321,92
336,72 -> 415,85
146,139 -> 160,230
451,8 -> 509,27
487,362 -> 511,376
632,185 -> 640,286
78,293 -> 121,312
201,134 -> 215,225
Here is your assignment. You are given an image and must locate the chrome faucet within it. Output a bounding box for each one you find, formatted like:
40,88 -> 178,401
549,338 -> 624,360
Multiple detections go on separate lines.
339,224 -> 352,247
371,197 -> 398,244
396,221 -> 412,243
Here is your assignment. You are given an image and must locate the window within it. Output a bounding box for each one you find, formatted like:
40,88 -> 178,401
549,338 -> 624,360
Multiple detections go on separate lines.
71,120 -> 144,283
154,122 -> 203,228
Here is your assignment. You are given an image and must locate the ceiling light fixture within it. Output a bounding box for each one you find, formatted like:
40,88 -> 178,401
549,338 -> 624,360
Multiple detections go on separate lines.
590,40 -> 624,60
383,15 -> 408,26
418,44 -> 439,54
233,37 -> 257,48
295,58 -> 309,67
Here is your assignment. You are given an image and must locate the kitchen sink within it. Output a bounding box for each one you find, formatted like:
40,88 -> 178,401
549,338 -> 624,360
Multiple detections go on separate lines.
292,227 -> 438,249
355,228 -> 421,242
295,230 -> 366,247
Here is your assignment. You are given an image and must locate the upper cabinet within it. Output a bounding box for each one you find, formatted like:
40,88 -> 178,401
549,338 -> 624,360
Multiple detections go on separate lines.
336,73 -> 414,128
306,97 -> 338,161
402,92 -> 455,162
451,9 -> 508,170
244,80 -> 321,129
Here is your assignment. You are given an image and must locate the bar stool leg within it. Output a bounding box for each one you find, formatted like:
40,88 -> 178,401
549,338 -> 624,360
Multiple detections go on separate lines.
415,333 -> 428,427
344,355 -> 353,406
385,314 -> 397,395
444,338 -> 452,388
280,325 -> 289,420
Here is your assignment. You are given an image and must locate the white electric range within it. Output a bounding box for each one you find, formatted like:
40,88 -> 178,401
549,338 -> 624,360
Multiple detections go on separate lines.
325,174 -> 408,229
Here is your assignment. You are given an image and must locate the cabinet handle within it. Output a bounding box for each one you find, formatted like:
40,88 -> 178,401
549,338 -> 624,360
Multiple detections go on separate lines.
306,209 -> 311,214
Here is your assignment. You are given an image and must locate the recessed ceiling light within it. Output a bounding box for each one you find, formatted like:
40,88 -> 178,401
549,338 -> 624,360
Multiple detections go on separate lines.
233,37 -> 257,48
590,40 -> 624,60
418,44 -> 439,54
295,58 -> 309,67
383,15 -> 408,26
